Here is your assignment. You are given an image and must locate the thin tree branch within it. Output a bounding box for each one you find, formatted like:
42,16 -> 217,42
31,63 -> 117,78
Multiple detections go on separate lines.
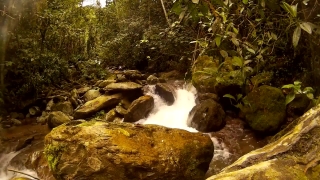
7,168 -> 40,180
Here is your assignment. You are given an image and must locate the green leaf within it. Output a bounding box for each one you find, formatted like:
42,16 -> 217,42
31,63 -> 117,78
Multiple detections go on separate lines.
223,94 -> 236,101
300,22 -> 313,34
294,81 -> 302,85
282,84 -> 295,89
236,94 -> 243,101
231,37 -> 239,46
281,2 -> 298,17
220,50 -> 228,58
303,87 -> 314,94
244,60 -> 252,65
285,91 -> 296,105
192,0 -> 199,4
215,36 -> 222,47
293,26 -> 301,48
306,93 -> 314,99
242,0 -> 248,4
232,56 -> 243,67
244,66 -> 253,72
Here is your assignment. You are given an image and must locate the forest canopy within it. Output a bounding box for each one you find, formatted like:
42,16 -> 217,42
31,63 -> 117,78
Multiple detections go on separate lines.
0,0 -> 319,112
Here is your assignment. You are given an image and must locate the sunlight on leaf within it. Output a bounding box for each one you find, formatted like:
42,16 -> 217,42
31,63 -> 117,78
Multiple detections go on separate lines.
300,22 -> 313,34
285,91 -> 296,105
292,26 -> 301,48
223,94 -> 236,101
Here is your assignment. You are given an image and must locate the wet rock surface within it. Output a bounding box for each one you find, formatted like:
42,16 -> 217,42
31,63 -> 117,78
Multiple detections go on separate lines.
207,105 -> 320,180
44,121 -> 214,180
240,85 -> 286,133
155,83 -> 176,105
124,95 -> 154,122
188,99 -> 226,132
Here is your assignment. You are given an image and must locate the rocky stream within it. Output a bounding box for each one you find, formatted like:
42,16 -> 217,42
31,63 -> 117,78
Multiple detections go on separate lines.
0,68 -> 319,180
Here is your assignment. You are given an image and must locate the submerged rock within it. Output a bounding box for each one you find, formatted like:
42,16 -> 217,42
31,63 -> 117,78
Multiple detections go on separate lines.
74,94 -> 122,119
124,95 -> 154,122
207,104 -> 320,180
240,85 -> 286,133
44,121 -> 214,180
188,99 -> 226,132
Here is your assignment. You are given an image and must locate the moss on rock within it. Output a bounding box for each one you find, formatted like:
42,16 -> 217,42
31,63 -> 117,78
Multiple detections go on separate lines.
240,85 -> 286,133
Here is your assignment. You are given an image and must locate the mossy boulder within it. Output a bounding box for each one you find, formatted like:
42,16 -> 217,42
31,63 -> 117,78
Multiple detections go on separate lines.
44,121 -> 214,180
124,95 -> 154,122
287,94 -> 311,118
73,94 -> 122,119
207,104 -> 320,180
240,85 -> 286,133
191,55 -> 243,95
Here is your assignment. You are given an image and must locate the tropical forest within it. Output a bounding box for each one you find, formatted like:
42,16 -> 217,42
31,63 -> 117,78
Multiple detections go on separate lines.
0,0 -> 320,179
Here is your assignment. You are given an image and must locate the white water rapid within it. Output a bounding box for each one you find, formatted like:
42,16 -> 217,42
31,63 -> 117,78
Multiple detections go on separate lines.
0,151 -> 38,180
139,84 -> 231,161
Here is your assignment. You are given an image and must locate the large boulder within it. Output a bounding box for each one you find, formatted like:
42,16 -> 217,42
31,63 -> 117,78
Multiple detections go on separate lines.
123,70 -> 145,81
83,89 -> 101,102
187,99 -> 226,132
124,95 -> 154,122
191,55 -> 244,96
155,83 -> 176,105
51,101 -> 74,116
47,111 -> 71,129
207,104 -> 320,180
240,85 -> 286,133
44,121 -> 214,180
73,94 -> 122,119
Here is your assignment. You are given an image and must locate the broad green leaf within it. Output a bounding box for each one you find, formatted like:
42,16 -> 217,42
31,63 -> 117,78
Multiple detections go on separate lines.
192,0 -> 199,4
215,36 -> 222,47
223,94 -> 236,101
294,81 -> 302,85
292,26 -> 301,48
285,91 -> 296,105
307,93 -> 314,99
282,84 -> 295,89
220,50 -> 228,58
236,94 -> 243,101
231,37 -> 239,46
260,0 -> 265,8
232,56 -> 243,67
281,2 -> 298,17
303,87 -> 314,94
300,22 -> 312,34
242,0 -> 248,4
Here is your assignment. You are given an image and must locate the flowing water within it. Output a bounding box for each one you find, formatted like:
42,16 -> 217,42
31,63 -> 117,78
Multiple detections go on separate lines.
0,82 -> 266,179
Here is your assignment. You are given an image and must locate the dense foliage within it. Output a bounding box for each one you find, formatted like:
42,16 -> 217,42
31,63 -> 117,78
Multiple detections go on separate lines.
0,0 -> 319,112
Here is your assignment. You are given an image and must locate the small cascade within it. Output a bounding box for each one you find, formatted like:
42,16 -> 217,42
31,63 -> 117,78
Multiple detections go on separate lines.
138,83 -> 231,168
0,150 -> 38,180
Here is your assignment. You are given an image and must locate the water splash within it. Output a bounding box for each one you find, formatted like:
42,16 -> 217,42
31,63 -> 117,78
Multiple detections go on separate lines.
0,151 -> 38,180
139,84 -> 231,166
